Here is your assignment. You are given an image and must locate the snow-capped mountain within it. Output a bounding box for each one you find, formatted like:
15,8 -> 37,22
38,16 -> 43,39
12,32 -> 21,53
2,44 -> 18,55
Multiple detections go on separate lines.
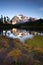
11,14 -> 29,25
11,14 -> 37,25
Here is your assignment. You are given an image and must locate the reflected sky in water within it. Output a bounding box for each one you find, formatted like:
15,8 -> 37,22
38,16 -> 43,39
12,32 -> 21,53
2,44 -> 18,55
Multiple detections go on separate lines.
0,28 -> 43,42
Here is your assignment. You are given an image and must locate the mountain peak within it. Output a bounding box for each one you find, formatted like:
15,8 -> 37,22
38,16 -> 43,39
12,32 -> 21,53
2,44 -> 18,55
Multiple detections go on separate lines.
11,14 -> 37,25
11,14 -> 29,25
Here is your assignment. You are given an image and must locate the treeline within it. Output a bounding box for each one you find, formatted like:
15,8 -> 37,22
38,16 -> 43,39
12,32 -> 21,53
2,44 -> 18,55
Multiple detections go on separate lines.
14,19 -> 43,31
0,15 -> 13,30
0,24 -> 14,30
0,15 -> 10,24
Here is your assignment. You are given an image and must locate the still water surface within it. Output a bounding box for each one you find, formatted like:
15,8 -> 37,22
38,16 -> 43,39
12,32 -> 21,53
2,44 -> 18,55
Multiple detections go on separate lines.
0,28 -> 43,42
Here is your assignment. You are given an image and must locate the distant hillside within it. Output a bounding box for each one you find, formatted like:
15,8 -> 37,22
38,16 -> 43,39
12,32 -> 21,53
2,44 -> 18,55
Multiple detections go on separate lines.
14,19 -> 43,31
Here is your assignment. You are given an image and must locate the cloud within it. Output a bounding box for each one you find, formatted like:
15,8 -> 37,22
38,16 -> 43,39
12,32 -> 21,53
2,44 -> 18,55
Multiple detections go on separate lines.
39,7 -> 43,11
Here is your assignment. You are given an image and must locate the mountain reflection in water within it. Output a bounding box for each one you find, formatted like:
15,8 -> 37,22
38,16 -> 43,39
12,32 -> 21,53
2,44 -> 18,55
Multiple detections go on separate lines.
0,28 -> 43,42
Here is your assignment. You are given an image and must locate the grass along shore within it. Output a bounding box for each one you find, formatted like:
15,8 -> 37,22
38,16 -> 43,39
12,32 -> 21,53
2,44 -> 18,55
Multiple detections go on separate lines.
0,35 -> 43,65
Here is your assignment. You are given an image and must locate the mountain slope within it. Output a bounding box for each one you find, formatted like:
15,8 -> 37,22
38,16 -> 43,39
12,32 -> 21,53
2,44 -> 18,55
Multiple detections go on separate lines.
11,14 -> 29,25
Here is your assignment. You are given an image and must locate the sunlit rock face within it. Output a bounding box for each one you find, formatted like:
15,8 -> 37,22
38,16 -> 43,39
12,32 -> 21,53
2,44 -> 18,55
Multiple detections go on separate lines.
18,14 -> 28,22
11,14 -> 29,25
10,14 -> 38,25
11,16 -> 19,24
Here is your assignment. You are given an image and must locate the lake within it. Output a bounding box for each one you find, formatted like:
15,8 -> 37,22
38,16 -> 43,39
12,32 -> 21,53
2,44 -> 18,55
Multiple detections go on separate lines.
0,28 -> 43,42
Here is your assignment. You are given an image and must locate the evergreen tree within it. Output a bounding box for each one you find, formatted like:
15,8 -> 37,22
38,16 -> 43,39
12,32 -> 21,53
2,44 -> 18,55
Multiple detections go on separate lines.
4,16 -> 6,23
7,16 -> 10,22
0,15 -> 3,23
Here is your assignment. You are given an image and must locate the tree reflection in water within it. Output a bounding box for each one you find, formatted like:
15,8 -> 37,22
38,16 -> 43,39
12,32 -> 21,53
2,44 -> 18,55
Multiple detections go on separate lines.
0,28 -> 43,42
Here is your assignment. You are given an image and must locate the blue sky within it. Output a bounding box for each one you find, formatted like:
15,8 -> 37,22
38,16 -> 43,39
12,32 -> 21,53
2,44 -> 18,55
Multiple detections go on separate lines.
0,0 -> 43,19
